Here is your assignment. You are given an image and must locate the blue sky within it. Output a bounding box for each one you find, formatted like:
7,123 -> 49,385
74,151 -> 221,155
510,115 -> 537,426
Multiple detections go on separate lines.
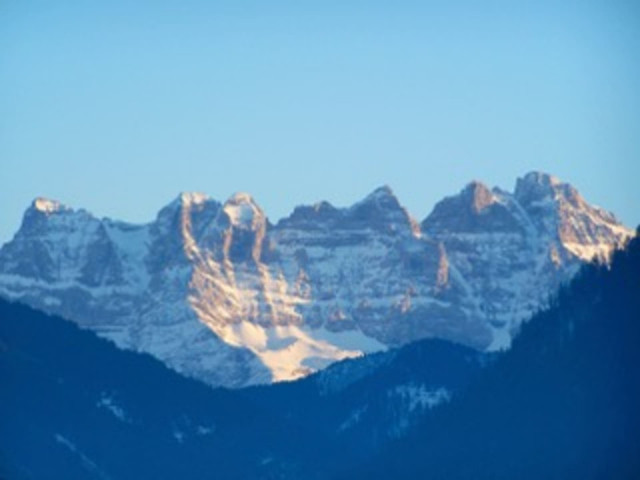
1,1 -> 638,242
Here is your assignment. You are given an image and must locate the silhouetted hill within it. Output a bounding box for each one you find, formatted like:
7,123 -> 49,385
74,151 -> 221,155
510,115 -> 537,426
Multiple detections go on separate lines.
0,297 -> 486,478
0,299 -> 330,479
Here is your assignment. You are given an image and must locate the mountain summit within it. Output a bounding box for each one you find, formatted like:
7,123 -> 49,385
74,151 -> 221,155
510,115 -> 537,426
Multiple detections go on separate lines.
0,173 -> 631,387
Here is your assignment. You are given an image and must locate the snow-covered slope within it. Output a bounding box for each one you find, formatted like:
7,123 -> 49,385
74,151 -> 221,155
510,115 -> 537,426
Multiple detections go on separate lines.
0,172 -> 631,387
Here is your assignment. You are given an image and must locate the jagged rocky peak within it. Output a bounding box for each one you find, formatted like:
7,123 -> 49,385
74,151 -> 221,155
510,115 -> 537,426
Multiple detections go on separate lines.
348,185 -> 418,234
363,184 -> 397,203
0,197 -> 111,284
146,193 -> 224,269
157,192 -> 197,222
164,191 -> 220,209
154,192 -> 222,231
514,171 -> 576,206
31,197 -> 69,215
162,191 -> 221,217
422,180 -> 519,234
19,198 -> 67,234
514,172 -> 621,225
513,172 -> 631,257
177,191 -> 212,208
24,197 -> 85,224
312,200 -> 338,213
464,181 -> 496,213
19,197 -> 97,237
277,185 -> 416,234
277,200 -> 342,229
220,192 -> 269,263
222,192 -> 266,231
353,185 -> 402,212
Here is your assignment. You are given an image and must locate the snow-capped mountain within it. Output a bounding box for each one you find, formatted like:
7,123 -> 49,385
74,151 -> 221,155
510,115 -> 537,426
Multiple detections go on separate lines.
0,172 -> 631,387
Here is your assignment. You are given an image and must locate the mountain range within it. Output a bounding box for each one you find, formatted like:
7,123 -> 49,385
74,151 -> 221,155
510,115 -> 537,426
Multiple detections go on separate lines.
0,171 -> 631,387
2,227 -> 638,479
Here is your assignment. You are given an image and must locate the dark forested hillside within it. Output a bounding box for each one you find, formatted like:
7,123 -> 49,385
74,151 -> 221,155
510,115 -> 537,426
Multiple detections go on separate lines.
0,296 -> 486,479
0,299 -> 333,479
346,231 -> 640,479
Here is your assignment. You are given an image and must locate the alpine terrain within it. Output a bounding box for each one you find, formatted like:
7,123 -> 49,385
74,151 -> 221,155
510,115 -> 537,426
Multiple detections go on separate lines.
2,228 -> 638,479
0,172 -> 631,387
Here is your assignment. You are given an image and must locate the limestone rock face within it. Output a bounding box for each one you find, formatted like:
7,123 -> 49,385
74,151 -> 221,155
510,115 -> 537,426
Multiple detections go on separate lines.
0,173 -> 631,387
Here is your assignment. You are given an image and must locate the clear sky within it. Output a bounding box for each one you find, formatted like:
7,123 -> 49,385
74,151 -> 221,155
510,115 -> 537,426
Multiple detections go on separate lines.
1,1 -> 639,243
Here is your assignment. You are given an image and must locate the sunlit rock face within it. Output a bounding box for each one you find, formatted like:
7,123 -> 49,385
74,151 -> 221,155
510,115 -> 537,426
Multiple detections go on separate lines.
421,172 -> 632,350
0,172 -> 631,387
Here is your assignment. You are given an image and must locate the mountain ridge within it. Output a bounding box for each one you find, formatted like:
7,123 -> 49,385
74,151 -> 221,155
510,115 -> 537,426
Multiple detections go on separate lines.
0,171 -> 631,387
